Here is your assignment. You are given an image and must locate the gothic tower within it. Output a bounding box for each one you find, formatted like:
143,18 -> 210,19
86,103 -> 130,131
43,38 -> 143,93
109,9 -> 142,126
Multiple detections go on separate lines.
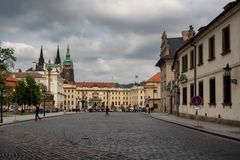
38,46 -> 45,69
55,45 -> 61,65
62,45 -> 74,82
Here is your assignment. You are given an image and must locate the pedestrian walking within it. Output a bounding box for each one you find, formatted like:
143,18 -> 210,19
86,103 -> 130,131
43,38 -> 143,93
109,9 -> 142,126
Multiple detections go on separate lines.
35,106 -> 41,121
105,106 -> 109,116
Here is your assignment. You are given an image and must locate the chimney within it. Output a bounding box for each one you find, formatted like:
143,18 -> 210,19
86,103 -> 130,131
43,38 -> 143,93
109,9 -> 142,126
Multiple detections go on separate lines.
32,62 -> 37,71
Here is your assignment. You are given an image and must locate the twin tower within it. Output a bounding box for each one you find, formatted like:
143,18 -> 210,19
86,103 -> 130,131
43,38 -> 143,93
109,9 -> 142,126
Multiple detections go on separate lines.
37,45 -> 74,82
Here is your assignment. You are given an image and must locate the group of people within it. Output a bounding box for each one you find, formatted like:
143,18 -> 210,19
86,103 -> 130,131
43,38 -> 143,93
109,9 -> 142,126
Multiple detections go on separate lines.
34,105 -> 110,121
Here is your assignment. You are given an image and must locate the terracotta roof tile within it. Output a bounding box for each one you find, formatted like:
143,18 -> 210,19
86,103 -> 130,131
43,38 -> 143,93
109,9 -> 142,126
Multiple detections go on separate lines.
11,72 -> 43,78
76,82 -> 115,88
5,75 -> 17,88
147,72 -> 160,82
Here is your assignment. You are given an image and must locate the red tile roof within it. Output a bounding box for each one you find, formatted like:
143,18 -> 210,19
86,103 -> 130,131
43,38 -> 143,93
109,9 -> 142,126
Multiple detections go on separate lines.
11,72 -> 43,78
5,74 -> 17,88
76,82 -> 115,88
147,72 -> 160,83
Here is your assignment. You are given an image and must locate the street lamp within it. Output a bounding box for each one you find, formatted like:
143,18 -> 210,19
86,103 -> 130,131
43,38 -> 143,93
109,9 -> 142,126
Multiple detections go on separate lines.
76,97 -> 79,112
0,80 -> 5,123
223,63 -> 231,77
42,87 -> 47,117
43,93 -> 46,117
147,96 -> 150,114
223,63 -> 238,84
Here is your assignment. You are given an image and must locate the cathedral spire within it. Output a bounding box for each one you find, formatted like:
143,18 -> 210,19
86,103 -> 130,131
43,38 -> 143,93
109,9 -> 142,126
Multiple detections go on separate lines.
62,44 -> 74,82
66,44 -> 70,58
38,45 -> 45,68
55,45 -> 61,64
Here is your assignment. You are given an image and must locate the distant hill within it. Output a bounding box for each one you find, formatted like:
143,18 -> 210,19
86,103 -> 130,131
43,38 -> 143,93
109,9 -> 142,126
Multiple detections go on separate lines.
115,81 -> 146,88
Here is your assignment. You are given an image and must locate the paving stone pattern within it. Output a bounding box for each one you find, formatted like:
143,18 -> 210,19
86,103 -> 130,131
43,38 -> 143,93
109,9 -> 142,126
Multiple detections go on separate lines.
0,112 -> 240,160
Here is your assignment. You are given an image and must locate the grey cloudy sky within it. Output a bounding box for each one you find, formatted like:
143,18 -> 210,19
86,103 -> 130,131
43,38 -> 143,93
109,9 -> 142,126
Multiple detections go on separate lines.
0,0 -> 232,83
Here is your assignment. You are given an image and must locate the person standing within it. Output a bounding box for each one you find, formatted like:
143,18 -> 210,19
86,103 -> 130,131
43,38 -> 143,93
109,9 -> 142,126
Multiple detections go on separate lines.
105,106 -> 109,116
35,106 -> 41,121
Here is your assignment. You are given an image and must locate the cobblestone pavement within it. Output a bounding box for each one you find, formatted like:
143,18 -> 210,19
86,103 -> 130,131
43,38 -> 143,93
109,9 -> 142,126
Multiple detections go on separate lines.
0,112 -> 240,160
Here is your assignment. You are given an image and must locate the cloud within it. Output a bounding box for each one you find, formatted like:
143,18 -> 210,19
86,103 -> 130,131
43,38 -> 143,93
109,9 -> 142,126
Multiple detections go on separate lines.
0,0 -> 233,82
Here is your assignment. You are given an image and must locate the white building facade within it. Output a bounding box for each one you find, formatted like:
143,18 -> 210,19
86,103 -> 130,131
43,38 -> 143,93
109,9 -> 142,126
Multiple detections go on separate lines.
175,1 -> 240,125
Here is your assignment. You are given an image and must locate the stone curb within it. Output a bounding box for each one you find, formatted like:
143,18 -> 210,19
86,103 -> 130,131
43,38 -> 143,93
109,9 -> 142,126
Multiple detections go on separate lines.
0,112 -> 76,127
146,113 -> 240,142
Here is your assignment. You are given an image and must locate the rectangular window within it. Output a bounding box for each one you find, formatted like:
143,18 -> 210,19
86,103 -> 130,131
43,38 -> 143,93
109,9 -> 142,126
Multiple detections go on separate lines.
190,83 -> 194,101
198,81 -> 204,102
223,75 -> 231,104
222,25 -> 231,55
182,87 -> 187,105
208,36 -> 215,61
182,54 -> 188,72
198,44 -> 203,65
190,50 -> 194,69
209,78 -> 216,104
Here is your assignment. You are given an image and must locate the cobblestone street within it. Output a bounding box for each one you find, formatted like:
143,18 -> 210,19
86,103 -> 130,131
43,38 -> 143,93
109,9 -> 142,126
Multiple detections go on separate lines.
0,112 -> 240,160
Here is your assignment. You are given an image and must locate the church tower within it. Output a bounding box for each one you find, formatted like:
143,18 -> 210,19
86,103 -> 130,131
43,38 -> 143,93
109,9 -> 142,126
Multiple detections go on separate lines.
38,46 -> 45,69
62,45 -> 74,82
55,45 -> 61,65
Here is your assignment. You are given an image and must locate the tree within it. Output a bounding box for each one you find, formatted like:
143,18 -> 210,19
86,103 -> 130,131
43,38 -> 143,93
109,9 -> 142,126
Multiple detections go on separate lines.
15,80 -> 26,105
0,45 -> 16,75
0,44 -> 16,93
14,76 -> 42,112
25,75 -> 41,106
0,45 -> 16,111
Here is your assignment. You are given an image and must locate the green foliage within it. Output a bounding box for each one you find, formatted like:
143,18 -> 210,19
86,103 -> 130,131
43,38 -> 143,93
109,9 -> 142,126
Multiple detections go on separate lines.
15,80 -> 26,106
0,46 -> 16,75
25,75 -> 41,105
15,75 -> 42,106
39,83 -> 47,93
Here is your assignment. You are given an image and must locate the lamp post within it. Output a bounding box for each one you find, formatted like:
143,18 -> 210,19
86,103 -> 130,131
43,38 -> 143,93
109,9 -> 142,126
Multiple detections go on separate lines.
76,97 -> 79,112
0,80 -> 5,123
42,87 -> 47,117
64,95 -> 66,114
223,63 -> 232,104
152,83 -> 154,113
43,93 -> 46,117
223,63 -> 231,76
147,96 -> 150,114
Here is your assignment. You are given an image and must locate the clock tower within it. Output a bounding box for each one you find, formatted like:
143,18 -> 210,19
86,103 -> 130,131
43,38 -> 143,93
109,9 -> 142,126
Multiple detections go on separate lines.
62,45 -> 74,82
